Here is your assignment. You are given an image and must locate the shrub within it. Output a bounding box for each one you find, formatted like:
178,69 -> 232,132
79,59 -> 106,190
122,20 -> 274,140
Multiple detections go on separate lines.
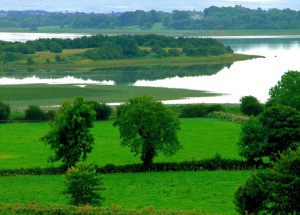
87,100 -> 112,120
240,95 -> 263,116
234,150 -> 300,214
0,101 -> 11,122
62,162 -> 105,206
179,104 -> 223,118
168,48 -> 181,57
24,105 -> 46,121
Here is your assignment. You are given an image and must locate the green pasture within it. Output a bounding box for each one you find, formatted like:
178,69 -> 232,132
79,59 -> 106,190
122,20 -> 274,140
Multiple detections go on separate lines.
0,84 -> 220,109
0,171 -> 250,213
0,118 -> 242,169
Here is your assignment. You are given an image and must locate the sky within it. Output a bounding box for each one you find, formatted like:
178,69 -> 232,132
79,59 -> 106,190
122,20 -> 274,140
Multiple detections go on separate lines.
0,0 -> 299,13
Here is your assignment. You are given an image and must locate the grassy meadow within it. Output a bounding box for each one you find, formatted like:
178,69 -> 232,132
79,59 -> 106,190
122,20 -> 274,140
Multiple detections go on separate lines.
0,117 -> 247,214
0,171 -> 250,213
0,118 -> 242,169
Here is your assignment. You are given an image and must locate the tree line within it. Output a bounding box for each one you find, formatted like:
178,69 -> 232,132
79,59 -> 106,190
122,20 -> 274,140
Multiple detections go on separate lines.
0,6 -> 300,30
0,34 -> 233,63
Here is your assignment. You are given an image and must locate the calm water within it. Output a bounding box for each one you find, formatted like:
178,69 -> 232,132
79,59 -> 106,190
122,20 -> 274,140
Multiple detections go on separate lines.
1,33 -> 300,104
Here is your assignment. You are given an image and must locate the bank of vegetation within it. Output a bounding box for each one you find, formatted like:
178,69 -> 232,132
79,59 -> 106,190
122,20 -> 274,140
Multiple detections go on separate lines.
0,6 -> 300,31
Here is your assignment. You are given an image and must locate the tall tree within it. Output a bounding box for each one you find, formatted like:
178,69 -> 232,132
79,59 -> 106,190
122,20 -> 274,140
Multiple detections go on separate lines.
266,71 -> 300,111
113,96 -> 181,166
41,96 -> 95,168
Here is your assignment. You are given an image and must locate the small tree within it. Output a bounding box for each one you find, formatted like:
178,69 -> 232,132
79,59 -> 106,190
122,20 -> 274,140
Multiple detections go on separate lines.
238,117 -> 267,163
0,101 -> 11,122
234,150 -> 300,214
240,95 -> 263,116
41,97 -> 95,168
113,96 -> 181,166
62,162 -> 105,206
50,41 -> 63,53
24,105 -> 46,121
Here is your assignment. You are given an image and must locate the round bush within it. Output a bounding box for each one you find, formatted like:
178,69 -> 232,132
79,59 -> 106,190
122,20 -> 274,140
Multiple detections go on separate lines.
24,105 -> 46,121
0,101 -> 11,122
240,95 -> 263,116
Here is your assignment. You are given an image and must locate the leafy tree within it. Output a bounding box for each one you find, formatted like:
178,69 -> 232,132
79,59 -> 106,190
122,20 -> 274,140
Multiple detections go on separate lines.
113,96 -> 181,166
234,150 -> 300,214
41,97 -> 96,168
49,41 -> 63,53
0,101 -> 11,122
260,104 -> 300,161
24,105 -> 46,121
238,105 -> 300,162
240,95 -> 264,116
62,162 -> 105,206
266,71 -> 300,111
238,117 -> 267,163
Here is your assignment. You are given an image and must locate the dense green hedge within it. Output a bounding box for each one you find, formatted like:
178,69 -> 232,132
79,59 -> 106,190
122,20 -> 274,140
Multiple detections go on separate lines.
0,157 -> 267,176
179,104 -> 223,118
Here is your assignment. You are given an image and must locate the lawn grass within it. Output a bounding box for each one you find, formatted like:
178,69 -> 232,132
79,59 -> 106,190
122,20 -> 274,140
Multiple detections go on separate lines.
0,84 -> 220,109
0,170 -> 250,213
0,118 -> 242,169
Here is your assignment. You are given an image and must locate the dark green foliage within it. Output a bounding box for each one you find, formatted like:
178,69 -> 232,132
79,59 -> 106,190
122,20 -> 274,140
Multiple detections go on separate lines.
41,97 -> 96,168
260,105 -> 300,161
240,95 -> 263,116
233,171 -> 267,215
82,46 -> 123,60
49,41 -> 63,53
234,151 -> 300,214
179,104 -> 223,118
0,158 -> 261,176
0,101 -> 11,122
26,57 -> 34,65
0,52 -> 23,62
238,117 -> 267,163
168,48 -> 181,57
62,162 -> 105,206
266,71 -> 300,111
24,105 -> 46,121
238,105 -> 300,162
86,100 -> 112,121
113,95 -> 181,166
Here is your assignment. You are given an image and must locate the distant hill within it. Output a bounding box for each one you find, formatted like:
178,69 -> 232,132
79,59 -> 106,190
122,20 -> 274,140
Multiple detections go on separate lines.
1,0 -> 300,13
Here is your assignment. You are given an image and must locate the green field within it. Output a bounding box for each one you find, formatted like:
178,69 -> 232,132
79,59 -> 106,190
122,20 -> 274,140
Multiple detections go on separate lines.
0,171 -> 250,213
0,118 -> 245,213
0,118 -> 242,169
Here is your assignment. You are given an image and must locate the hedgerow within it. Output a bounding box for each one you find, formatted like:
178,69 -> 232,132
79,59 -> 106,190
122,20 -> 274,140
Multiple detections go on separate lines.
0,157 -> 267,176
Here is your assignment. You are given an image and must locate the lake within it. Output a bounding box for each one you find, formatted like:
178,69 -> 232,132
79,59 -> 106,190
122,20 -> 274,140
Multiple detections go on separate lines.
1,33 -> 300,104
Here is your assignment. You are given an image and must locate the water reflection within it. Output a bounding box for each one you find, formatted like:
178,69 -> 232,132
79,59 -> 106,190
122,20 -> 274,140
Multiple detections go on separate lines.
0,63 -> 232,85
1,35 -> 300,104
